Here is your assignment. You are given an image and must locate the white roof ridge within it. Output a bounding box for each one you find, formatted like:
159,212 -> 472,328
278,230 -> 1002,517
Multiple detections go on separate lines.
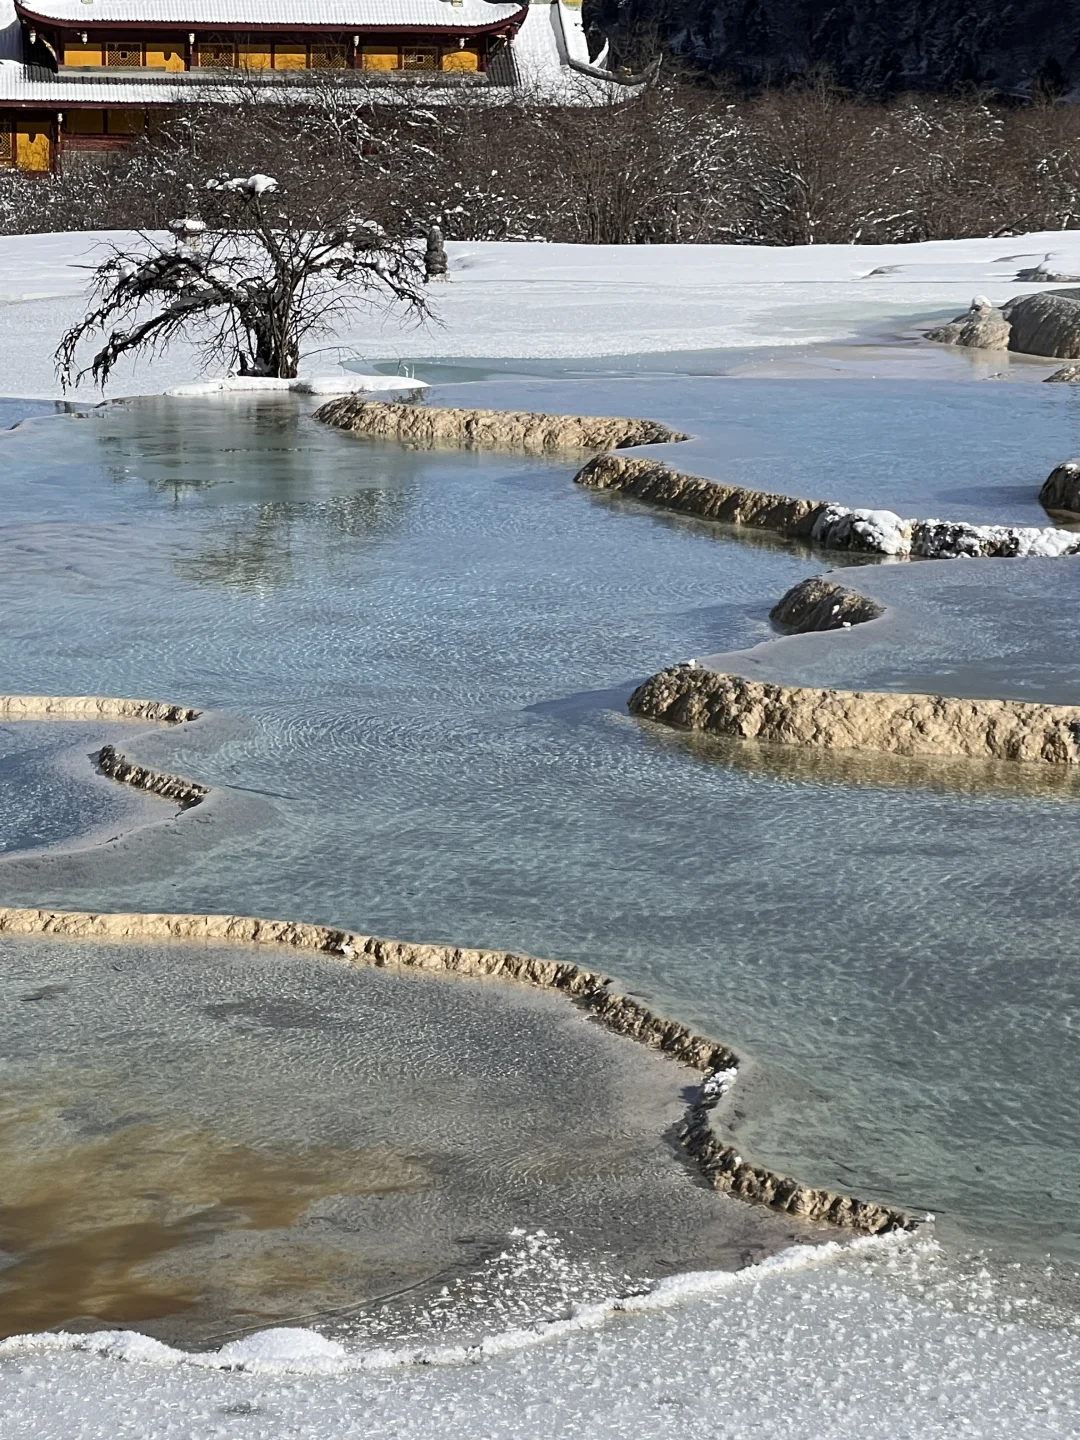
14,0 -> 524,28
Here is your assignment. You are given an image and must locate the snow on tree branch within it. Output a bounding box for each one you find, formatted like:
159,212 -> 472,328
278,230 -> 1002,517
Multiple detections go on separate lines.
56,177 -> 427,389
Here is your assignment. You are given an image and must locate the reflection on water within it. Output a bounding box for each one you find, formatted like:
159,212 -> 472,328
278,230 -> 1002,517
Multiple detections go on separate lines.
632,715 -> 1080,801
174,492 -> 412,593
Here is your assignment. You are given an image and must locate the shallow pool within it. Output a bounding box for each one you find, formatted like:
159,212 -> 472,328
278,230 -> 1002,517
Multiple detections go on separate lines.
1,380 -> 1079,1308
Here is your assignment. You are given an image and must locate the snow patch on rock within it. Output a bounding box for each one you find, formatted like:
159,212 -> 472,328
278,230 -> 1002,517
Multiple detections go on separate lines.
810,504 -> 911,556
910,518 -> 1080,558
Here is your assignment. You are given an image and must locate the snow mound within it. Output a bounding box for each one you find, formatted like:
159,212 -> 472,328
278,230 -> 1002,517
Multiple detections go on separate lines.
214,1328 -> 348,1372
164,374 -> 427,399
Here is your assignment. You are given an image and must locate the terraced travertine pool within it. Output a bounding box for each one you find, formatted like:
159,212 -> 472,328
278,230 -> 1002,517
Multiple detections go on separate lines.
4,377 -> 1080,1380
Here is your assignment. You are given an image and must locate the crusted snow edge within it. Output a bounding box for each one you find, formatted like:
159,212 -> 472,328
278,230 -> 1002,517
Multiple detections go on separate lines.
0,904 -> 913,1237
0,1231 -> 912,1375
314,398 -> 690,454
630,666 -> 1080,765
575,452 -> 1080,559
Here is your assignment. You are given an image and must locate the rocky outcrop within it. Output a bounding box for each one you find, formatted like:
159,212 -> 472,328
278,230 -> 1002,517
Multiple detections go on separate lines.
0,695 -> 199,724
1039,459 -> 1080,517
1003,289 -> 1080,359
315,399 -> 688,454
575,452 -> 828,536
927,288 -> 1080,359
809,504 -> 911,555
925,296 -> 1011,350
629,666 -> 1080,765
1045,365 -> 1080,383
0,904 -> 914,1235
97,744 -> 209,809
575,454 -> 1080,559
769,576 -> 884,633
1016,262 -> 1080,284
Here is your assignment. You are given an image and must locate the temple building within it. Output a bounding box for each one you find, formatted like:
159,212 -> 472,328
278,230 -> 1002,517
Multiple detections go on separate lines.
0,0 -> 615,170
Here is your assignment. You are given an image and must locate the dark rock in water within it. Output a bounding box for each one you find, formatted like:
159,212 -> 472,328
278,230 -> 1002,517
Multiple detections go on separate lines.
1045,365 -> 1080,382
1002,288 -> 1080,358
585,0 -> 1080,95
927,289 -> 1080,359
1039,459 -> 1080,516
770,576 -> 884,634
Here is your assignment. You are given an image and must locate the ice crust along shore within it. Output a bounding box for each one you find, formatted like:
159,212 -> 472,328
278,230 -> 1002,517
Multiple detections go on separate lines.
0,1235 -> 905,1377
7,228 -> 1080,398
2,1238 -> 1078,1439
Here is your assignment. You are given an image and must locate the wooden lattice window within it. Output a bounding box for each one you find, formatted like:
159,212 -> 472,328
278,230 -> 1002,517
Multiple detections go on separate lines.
105,42 -> 144,67
197,41 -> 237,68
0,127 -> 12,166
402,47 -> 437,70
309,42 -> 347,69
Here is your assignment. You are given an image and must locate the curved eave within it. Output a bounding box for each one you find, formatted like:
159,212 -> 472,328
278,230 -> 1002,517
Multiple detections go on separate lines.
13,1 -> 526,33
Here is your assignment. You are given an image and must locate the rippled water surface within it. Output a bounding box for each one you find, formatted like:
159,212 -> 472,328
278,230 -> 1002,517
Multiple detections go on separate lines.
2,933 -> 793,1345
2,381 -> 1080,1305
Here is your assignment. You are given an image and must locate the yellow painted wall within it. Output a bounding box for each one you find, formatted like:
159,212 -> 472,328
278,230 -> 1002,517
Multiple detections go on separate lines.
145,45 -> 186,70
108,110 -> 144,135
239,42 -> 272,70
273,44 -> 307,69
442,45 -> 479,70
63,42 -> 103,66
65,110 -> 106,134
361,44 -> 398,70
15,119 -> 52,172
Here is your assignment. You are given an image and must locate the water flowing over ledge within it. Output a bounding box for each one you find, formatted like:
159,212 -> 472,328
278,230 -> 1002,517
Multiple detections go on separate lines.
0,904 -> 914,1237
315,399 -> 688,453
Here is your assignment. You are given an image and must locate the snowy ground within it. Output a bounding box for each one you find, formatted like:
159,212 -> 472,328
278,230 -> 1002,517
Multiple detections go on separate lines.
6,229 -> 1080,399
2,1238 -> 1077,1439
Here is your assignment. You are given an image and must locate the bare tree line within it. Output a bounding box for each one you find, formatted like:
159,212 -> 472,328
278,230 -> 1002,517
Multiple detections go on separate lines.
5,75 -> 1080,246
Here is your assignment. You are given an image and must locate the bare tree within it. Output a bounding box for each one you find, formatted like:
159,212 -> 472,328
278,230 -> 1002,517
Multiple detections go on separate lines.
56,171 -> 427,388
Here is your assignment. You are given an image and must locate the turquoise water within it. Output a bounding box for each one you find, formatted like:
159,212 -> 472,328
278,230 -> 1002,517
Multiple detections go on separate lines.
1,382 -> 1080,1292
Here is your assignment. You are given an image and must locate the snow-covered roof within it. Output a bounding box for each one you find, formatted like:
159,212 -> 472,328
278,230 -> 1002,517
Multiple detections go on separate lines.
15,0 -> 522,30
0,0 -> 623,104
